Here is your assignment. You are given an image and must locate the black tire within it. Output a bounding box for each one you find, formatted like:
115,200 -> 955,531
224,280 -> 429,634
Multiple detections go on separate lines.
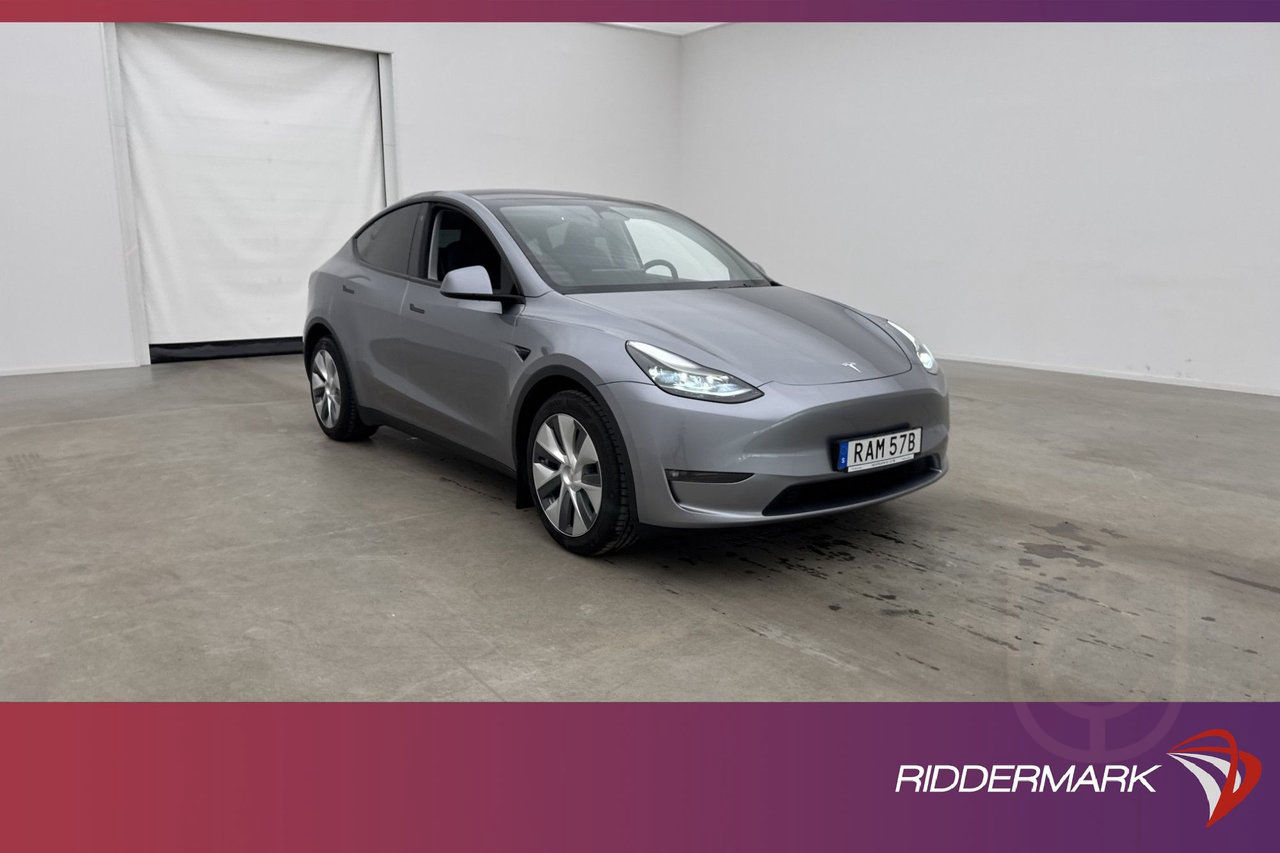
308,337 -> 378,441
526,390 -> 639,556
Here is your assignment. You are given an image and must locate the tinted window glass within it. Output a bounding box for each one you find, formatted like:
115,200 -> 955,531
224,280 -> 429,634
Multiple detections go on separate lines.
431,209 -> 504,289
355,204 -> 421,274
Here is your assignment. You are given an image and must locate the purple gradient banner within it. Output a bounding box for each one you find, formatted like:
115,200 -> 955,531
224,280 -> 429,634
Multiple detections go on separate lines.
0,702 -> 1272,851
4,1 -> 1280,22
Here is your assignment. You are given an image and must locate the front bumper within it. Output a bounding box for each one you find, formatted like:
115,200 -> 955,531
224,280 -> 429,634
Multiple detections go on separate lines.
598,367 -> 949,528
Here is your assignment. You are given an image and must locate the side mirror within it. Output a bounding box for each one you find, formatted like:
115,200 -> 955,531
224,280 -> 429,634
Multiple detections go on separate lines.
441,265 -> 494,297
439,266 -> 524,304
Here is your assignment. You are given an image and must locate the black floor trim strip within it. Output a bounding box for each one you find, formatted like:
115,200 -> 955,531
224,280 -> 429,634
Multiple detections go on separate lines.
149,337 -> 303,363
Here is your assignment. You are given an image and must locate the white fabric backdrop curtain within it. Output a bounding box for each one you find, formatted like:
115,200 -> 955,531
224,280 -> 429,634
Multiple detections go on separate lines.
118,24 -> 385,343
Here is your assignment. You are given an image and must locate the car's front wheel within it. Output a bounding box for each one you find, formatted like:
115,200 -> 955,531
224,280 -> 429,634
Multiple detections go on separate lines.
308,337 -> 378,441
527,390 -> 638,555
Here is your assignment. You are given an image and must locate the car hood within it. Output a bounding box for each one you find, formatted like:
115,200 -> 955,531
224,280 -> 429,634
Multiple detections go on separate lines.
565,286 -> 912,386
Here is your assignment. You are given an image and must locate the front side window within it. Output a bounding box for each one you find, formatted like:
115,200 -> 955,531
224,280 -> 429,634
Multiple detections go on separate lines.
488,201 -> 767,292
429,208 -> 505,289
354,204 -> 423,274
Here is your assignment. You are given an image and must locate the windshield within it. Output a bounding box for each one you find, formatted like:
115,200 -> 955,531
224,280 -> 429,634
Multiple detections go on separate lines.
487,200 -> 768,292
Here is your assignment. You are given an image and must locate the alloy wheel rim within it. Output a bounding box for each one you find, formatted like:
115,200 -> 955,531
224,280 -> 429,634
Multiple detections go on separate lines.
532,413 -> 603,537
310,350 -> 342,428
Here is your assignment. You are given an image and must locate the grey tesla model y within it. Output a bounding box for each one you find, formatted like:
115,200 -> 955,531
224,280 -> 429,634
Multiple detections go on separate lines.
305,190 -> 949,554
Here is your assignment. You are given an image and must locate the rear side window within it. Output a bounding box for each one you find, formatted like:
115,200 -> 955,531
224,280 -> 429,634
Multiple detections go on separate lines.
355,204 -> 422,274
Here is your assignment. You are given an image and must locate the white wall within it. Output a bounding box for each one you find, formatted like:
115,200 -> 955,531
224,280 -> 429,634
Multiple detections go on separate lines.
679,24 -> 1280,394
0,22 -> 681,375
4,22 -> 1278,394
0,24 -> 138,375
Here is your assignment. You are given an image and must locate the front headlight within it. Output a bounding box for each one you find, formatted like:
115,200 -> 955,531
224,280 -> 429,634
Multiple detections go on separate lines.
626,341 -> 762,402
887,321 -> 938,374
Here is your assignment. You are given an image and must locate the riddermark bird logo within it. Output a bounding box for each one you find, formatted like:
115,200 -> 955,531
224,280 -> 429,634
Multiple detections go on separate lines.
895,725 -> 1262,829
1167,729 -> 1262,828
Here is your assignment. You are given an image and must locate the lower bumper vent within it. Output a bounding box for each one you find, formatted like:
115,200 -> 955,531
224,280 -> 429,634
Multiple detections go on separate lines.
762,456 -> 941,517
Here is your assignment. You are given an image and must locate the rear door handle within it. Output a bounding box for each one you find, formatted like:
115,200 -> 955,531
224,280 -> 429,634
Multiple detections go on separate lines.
408,303 -> 425,314
341,285 -> 356,294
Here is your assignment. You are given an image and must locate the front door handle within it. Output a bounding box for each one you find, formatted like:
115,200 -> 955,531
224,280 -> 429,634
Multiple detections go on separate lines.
408,303 -> 425,314
341,285 -> 356,294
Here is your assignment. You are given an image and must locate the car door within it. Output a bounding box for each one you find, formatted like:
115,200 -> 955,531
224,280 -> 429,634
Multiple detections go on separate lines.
337,203 -> 426,417
400,205 -> 525,465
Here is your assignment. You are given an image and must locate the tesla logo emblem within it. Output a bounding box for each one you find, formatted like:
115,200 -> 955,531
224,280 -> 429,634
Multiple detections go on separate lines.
842,361 -> 861,372
1168,729 -> 1262,827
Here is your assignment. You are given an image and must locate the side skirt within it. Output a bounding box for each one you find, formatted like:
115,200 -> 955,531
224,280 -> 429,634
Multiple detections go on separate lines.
356,405 -> 519,487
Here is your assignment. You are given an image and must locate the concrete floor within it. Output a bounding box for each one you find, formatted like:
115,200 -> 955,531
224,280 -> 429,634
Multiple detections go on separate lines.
0,356 -> 1276,700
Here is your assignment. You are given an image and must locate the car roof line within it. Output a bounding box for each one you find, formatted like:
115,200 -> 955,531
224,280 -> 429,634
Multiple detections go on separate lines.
402,188 -> 649,206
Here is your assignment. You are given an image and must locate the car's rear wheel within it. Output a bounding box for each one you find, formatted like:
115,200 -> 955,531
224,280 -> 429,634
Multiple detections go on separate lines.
527,390 -> 638,555
309,337 -> 377,441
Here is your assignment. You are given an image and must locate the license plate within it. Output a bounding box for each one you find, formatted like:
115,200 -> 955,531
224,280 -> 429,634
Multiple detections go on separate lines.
837,427 -> 922,473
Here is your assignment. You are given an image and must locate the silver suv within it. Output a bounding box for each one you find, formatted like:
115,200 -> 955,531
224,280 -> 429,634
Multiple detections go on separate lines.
306,190 -> 948,555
